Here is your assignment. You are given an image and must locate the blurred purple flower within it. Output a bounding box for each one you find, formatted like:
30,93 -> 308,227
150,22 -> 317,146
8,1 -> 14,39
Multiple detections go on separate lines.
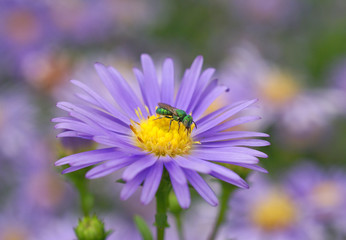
48,0 -> 157,44
229,0 -> 299,25
54,54 -> 269,208
0,2 -> 58,64
227,174 -> 325,240
220,44 -> 344,145
285,163 -> 346,238
0,89 -> 37,160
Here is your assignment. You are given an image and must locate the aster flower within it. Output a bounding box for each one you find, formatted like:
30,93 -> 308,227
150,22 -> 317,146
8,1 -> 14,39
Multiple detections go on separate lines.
285,163 -> 346,238
227,174 -> 325,240
54,54 -> 269,208
219,44 -> 344,145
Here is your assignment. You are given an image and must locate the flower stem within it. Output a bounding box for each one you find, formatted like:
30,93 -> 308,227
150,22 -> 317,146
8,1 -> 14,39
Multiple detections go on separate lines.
174,213 -> 184,240
155,172 -> 171,240
208,182 -> 235,240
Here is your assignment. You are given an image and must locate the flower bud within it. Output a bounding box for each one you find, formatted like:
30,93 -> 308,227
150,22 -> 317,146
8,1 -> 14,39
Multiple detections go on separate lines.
74,215 -> 111,240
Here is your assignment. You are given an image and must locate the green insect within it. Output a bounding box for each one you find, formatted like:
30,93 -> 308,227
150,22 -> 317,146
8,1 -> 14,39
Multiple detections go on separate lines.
156,103 -> 197,133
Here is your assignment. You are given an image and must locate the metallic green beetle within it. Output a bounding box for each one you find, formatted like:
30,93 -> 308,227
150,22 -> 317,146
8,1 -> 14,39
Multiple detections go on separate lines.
156,103 -> 197,133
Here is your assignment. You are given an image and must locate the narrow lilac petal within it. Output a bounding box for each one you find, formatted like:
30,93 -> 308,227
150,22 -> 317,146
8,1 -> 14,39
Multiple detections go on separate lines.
170,176 -> 191,209
107,66 -> 147,118
195,100 -> 248,126
94,63 -> 138,120
52,116 -> 79,123
228,147 -> 268,158
92,135 -> 139,151
164,160 -> 187,184
173,155 -> 211,174
120,170 -> 148,200
161,58 -> 175,105
197,116 -> 262,138
86,157 -> 136,179
71,80 -> 129,124
133,68 -> 152,114
56,148 -> 117,166
61,163 -> 95,174
57,103 -> 109,135
58,102 -> 129,135
195,99 -> 258,135
175,56 -> 203,110
230,163 -> 268,173
196,146 -> 267,158
192,81 -> 229,120
55,122 -> 99,136
184,169 -> 218,206
141,161 -> 163,204
57,131 -> 90,138
75,93 -> 99,107
197,131 -> 269,142
187,68 -> 215,114
203,162 -> 249,188
122,155 -> 157,181
141,54 -> 160,114
191,149 -> 259,164
200,139 -> 270,148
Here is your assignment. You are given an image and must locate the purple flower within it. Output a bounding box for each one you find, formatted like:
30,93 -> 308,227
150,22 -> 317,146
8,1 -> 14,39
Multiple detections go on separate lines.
54,54 -> 269,208
285,163 -> 346,238
219,44 -> 344,146
227,174 -> 325,240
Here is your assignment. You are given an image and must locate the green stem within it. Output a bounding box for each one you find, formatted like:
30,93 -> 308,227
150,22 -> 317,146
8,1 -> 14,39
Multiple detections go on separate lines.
174,213 -> 184,240
155,173 -> 171,240
64,167 -> 94,216
208,182 -> 235,240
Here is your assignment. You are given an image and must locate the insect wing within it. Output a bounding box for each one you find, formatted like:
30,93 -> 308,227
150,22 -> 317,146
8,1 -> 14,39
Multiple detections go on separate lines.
158,103 -> 178,115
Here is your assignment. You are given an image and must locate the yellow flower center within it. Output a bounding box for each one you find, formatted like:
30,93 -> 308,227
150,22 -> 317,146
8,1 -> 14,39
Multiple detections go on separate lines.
259,70 -> 300,106
130,113 -> 195,157
251,191 -> 297,231
311,181 -> 341,208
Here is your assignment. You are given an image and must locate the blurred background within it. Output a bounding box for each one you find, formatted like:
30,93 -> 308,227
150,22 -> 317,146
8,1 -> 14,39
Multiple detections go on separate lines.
0,0 -> 345,239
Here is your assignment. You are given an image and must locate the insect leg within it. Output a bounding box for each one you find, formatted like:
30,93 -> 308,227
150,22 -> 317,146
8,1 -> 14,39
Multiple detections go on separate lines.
169,119 -> 174,131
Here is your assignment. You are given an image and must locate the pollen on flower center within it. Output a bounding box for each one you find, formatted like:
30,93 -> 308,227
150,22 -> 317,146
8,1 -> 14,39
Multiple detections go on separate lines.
250,191 -> 297,231
130,115 -> 194,157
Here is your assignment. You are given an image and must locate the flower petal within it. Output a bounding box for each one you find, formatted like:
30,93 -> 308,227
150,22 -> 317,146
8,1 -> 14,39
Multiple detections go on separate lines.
86,157 -> 136,179
195,99 -> 258,135
197,131 -> 269,142
201,139 -> 270,148
187,68 -> 215,114
94,63 -> 138,120
203,161 -> 249,188
160,58 -> 175,105
141,54 -> 161,114
165,159 -> 187,184
197,116 -> 262,138
173,155 -> 211,174
122,155 -> 157,181
175,56 -> 203,110
192,80 -> 229,120
184,169 -> 218,206
191,149 -> 259,164
120,170 -> 148,200
70,80 -> 129,124
141,160 -> 163,204
56,148 -> 117,166
170,176 -> 191,209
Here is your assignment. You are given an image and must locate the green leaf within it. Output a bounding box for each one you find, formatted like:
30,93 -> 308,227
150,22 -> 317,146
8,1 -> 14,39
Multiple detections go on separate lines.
133,215 -> 153,240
